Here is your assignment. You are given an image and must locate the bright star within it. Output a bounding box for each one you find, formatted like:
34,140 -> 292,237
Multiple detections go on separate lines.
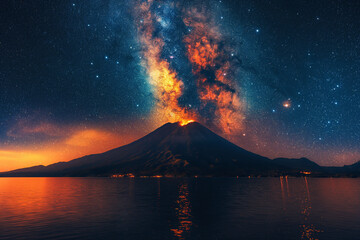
283,100 -> 291,108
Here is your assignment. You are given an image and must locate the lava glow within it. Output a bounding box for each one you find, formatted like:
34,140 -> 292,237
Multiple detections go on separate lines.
179,119 -> 195,126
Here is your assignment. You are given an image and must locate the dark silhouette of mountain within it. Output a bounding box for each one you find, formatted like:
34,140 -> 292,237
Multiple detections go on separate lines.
348,161 -> 360,168
272,158 -> 322,171
1,122 -> 282,177
1,122 -> 360,177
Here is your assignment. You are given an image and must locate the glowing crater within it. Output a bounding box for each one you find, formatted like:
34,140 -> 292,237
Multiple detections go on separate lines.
179,119 -> 195,126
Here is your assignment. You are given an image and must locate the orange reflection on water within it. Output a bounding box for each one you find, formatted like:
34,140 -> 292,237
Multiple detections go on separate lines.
285,176 -> 290,197
170,183 -> 192,240
279,176 -> 289,211
0,178 -> 50,220
280,177 -> 286,205
300,177 -> 322,240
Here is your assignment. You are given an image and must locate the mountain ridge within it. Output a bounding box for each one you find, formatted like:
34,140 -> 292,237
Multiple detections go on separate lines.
1,122 -> 359,177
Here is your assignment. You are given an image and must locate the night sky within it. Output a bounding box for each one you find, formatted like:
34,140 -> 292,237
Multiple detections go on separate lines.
1,0 -> 360,171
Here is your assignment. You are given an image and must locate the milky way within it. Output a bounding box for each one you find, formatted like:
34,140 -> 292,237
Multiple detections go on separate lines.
135,0 -> 244,133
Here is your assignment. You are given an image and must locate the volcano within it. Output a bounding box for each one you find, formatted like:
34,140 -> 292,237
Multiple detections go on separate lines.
0,122 -> 285,177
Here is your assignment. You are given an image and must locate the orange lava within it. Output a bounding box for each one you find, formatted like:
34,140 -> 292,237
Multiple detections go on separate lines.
179,120 -> 195,126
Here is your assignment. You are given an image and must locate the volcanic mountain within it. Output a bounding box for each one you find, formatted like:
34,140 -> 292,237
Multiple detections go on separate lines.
0,122 -> 283,177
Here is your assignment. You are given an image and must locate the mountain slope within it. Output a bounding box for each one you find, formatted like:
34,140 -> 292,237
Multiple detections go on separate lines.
1,122 -> 278,177
272,158 -> 322,171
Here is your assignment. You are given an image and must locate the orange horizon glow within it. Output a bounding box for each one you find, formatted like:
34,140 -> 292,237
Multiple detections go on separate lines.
0,123 -> 146,172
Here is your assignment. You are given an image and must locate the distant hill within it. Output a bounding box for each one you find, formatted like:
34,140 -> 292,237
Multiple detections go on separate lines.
349,161 -> 360,168
272,158 -> 322,171
1,122 -> 359,177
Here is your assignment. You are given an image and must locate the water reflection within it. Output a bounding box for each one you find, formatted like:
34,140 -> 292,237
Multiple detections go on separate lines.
1,178 -> 360,240
285,176 -> 290,197
279,177 -> 286,209
300,177 -> 322,240
170,183 -> 192,240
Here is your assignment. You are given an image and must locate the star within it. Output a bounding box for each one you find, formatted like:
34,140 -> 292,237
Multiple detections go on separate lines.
283,100 -> 291,108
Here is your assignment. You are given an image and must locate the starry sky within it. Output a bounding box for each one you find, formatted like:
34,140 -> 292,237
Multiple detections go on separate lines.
1,0 -> 360,171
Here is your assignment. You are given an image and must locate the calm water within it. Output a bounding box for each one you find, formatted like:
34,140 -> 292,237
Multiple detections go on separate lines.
0,177 -> 360,240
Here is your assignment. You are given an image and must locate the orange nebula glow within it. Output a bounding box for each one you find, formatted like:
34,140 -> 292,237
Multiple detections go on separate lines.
183,8 -> 245,134
134,1 -> 245,134
136,0 -> 196,125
